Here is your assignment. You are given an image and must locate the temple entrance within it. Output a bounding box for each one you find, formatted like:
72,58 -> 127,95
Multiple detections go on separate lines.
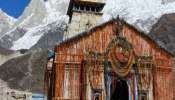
111,79 -> 129,100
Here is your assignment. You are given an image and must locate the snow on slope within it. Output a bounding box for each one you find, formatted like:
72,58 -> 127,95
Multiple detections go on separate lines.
0,0 -> 69,50
3,0 -> 175,50
103,0 -> 175,33
0,9 -> 16,34
0,9 -> 16,25
44,0 -> 69,23
11,16 -> 68,50
10,0 -> 69,50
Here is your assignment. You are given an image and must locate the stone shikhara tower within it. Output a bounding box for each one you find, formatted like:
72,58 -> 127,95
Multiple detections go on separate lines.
65,0 -> 106,38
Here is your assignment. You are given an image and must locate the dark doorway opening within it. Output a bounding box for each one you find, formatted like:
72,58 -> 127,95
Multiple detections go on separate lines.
111,79 -> 129,100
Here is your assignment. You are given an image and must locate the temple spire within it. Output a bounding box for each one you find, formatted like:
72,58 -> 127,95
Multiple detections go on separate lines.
65,0 -> 106,38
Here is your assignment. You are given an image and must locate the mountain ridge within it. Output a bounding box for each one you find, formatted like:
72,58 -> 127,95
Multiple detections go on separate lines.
0,0 -> 69,50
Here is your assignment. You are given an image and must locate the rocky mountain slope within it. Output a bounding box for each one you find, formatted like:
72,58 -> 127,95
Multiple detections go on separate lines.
0,47 -> 21,66
149,13 -> 175,55
0,9 -> 16,35
0,0 -> 70,95
0,25 -> 64,93
0,49 -> 47,93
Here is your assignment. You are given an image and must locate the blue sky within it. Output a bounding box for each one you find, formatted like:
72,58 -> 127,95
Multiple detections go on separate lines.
0,0 -> 31,18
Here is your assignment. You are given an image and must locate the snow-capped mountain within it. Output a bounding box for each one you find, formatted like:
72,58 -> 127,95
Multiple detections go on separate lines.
11,16 -> 68,50
0,0 -> 69,50
2,0 -> 175,51
0,9 -> 16,35
0,0 -> 70,94
14,0 -> 47,28
1,0 -> 175,50
103,0 -> 175,33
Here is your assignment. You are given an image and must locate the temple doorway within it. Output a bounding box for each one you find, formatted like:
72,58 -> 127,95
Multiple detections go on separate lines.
111,79 -> 129,100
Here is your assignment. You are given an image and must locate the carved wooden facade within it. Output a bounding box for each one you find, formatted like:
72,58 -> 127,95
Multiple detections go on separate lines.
46,19 -> 174,100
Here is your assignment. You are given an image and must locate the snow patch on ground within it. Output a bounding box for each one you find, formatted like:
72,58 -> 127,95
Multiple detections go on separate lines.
103,0 -> 175,33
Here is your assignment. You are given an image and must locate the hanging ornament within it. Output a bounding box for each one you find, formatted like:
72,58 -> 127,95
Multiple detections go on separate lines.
107,36 -> 134,77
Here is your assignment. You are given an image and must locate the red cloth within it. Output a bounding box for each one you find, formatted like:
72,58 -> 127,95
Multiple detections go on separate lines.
115,52 -> 126,62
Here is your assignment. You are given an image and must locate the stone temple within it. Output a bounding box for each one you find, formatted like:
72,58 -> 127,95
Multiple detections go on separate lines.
65,0 -> 106,38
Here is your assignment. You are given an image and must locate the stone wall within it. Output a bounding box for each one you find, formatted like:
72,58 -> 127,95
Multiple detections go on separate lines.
65,12 -> 102,38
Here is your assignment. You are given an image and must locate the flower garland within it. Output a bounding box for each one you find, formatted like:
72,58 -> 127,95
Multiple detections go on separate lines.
108,36 -> 134,77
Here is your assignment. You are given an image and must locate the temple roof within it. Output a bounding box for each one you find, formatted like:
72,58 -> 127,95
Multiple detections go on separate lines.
57,19 -> 174,57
